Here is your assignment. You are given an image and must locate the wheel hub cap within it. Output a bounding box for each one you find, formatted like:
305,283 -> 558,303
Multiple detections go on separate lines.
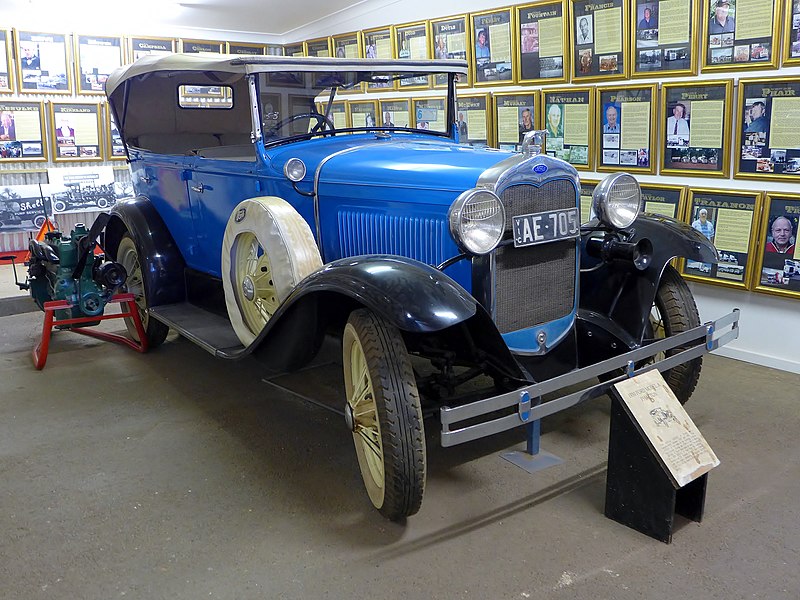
242,276 -> 255,301
344,402 -> 356,432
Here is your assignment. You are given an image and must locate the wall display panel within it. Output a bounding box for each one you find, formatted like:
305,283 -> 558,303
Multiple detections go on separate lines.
15,30 -> 71,94
784,0 -> 800,64
0,30 -> 13,93
178,84 -> 232,108
0,185 -> 51,232
660,80 -> 732,177
430,15 -> 471,87
228,42 -> 266,56
266,45 -> 284,56
680,187 -> 761,288
700,0 -> 781,71
363,27 -> 394,91
542,86 -> 594,170
105,105 -> 125,161
412,97 -> 447,132
379,98 -> 411,128
753,192 -> 800,297
578,178 -> 599,223
597,85 -> 657,174
49,102 -> 103,162
304,37 -> 332,58
515,1 -> 568,85
330,101 -> 348,130
284,43 -> 305,57
456,94 -> 490,146
181,39 -> 224,54
471,8 -> 515,86
640,183 -> 686,218
395,22 -> 431,90
569,0 -> 628,82
47,166 -> 118,215
631,0 -> 699,77
332,32 -> 362,59
735,77 -> 800,181
127,36 -> 175,62
75,35 -> 123,95
347,100 -> 379,129
0,100 -> 46,161
493,92 -> 538,151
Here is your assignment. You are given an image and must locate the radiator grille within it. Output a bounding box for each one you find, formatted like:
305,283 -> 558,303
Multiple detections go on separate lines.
494,181 -> 577,333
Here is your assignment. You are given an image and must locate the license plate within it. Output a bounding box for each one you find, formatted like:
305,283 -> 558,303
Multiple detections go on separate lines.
512,207 -> 580,248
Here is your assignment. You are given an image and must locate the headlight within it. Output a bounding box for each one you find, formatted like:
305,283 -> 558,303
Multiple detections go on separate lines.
283,158 -> 306,182
448,188 -> 506,255
592,173 -> 642,229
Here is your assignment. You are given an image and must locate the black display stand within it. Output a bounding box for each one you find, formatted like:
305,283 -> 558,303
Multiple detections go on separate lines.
604,392 -> 708,543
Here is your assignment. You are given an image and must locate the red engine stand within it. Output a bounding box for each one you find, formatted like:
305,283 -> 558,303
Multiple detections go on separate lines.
33,293 -> 148,370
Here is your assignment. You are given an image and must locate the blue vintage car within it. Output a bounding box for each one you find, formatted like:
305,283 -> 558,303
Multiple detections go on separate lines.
103,55 -> 737,520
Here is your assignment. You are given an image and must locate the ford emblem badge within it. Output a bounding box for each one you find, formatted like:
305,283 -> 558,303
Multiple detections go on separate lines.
235,207 -> 247,223
533,164 -> 548,174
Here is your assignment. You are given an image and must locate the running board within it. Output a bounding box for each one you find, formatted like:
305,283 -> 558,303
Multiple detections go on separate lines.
149,303 -> 245,358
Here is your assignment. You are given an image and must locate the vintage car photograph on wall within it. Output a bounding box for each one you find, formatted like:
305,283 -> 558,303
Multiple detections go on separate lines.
95,54 -> 738,520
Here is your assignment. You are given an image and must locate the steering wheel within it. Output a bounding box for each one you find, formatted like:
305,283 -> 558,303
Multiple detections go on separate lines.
270,112 -> 335,135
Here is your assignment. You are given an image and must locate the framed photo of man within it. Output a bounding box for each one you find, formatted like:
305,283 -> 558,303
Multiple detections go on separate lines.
430,15 -> 471,88
105,104 -> 126,161
394,22 -> 431,90
631,0 -> 699,77
542,86 -> 594,170
0,101 -> 47,161
680,187 -> 761,288
660,80 -> 732,177
734,77 -> 800,181
753,192 -> 800,297
180,39 -> 224,55
596,84 -> 657,174
332,32 -> 362,59
227,42 -> 266,56
578,178 -> 600,223
640,183 -> 687,219
456,94 -> 491,147
784,0 -> 800,65
49,102 -> 103,162
515,1 -> 568,85
14,30 -> 72,94
701,0 -> 781,71
347,100 -> 379,130
569,0 -> 628,82
493,92 -> 538,152
283,43 -> 305,58
379,98 -> 411,129
127,36 -> 176,63
75,35 -> 123,95
412,97 -> 447,132
0,30 -> 13,93
471,7 -> 515,86
304,37 -> 332,58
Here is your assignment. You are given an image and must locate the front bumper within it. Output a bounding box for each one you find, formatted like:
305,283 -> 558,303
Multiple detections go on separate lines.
440,309 -> 740,447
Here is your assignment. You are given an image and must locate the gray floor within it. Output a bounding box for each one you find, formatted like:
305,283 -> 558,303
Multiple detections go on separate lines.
1,300 -> 799,599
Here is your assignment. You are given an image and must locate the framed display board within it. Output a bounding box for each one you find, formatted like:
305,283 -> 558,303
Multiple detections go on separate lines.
379,98 -> 411,128
395,22 -> 431,90
660,80 -> 732,177
347,100 -> 378,129
680,187 -> 761,288
75,35 -> 123,95
15,30 -> 72,94
700,0 -> 781,71
49,102 -> 103,162
569,0 -> 628,82
752,192 -> 800,297
332,32 -> 362,59
304,37 -> 331,58
127,36 -> 175,62
596,84 -> 656,174
456,94 -> 490,146
228,42 -> 265,56
515,0 -> 568,85
493,92 -> 538,151
105,105 -> 125,160
734,77 -> 800,181
266,45 -> 284,56
631,0 -> 699,77
181,39 -> 224,54
471,7 -> 515,86
542,86 -> 594,170
412,97 -> 447,132
0,100 -> 47,161
430,14 -> 471,87
0,30 -> 13,93
579,178 -> 600,223
363,27 -> 394,91
640,183 -> 686,218
283,43 -> 305,58
784,0 -> 800,65
330,101 -> 348,130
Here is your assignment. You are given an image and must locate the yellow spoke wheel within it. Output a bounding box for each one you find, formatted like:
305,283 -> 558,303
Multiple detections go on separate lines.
231,232 -> 280,336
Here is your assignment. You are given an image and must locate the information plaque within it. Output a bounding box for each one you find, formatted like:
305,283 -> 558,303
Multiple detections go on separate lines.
631,0 -> 699,77
752,192 -> 800,298
49,102 -> 103,162
494,92 -> 538,152
15,30 -> 71,94
543,86 -> 594,170
700,0 -> 781,71
515,0 -> 568,85
0,100 -> 46,161
456,94 -> 490,146
597,84 -> 657,174
570,0 -> 628,81
471,7 -> 515,85
430,15 -> 471,87
640,183 -> 686,218
0,30 -> 13,93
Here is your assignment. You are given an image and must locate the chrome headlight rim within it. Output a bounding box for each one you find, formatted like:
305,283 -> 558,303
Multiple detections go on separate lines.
283,157 -> 306,182
448,188 -> 506,256
592,172 -> 642,229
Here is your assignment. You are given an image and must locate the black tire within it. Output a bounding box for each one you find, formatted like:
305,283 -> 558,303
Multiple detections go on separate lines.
342,309 -> 426,521
33,215 -> 46,229
54,200 -> 67,212
116,234 -> 169,348
97,197 -> 109,209
651,265 -> 702,404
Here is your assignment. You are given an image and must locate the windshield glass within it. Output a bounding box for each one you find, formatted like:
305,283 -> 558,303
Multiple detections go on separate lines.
257,70 -> 453,144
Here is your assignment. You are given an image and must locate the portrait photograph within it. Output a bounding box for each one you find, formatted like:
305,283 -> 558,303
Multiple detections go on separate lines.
598,84 -> 656,173
16,31 -> 70,93
471,8 -> 514,85
541,87 -> 594,168
755,193 -> 800,297
704,0 -> 779,70
0,101 -> 46,161
576,15 -> 594,45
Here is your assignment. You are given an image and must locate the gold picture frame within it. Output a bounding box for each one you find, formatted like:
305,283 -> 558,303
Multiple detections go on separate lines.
227,42 -> 266,56
630,0 -> 700,78
0,100 -> 47,162
104,103 -> 126,161
596,83 -> 657,174
14,30 -> 73,95
347,99 -> 379,129
569,0 -> 629,82
751,191 -> 800,298
429,14 -> 472,88
304,37 -> 332,58
640,183 -> 687,219
0,30 -> 13,93
515,0 -> 568,85
49,101 -> 104,163
493,91 -> 538,152
660,79 -> 732,178
700,0 -> 781,71
180,39 -> 225,54
734,76 -> 800,182
363,26 -> 394,91
578,178 -> 600,223
126,36 -> 176,63
541,86 -> 595,171
265,44 -> 284,56
332,31 -> 363,59
783,0 -> 800,65
74,34 -> 123,96
379,98 -> 411,128
394,22 -> 431,90
679,187 -> 762,289
456,93 -> 491,146
411,97 -> 447,132
283,43 -> 305,58
471,7 -> 516,87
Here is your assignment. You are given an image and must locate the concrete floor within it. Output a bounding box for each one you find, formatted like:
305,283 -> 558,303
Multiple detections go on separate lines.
1,281 -> 799,599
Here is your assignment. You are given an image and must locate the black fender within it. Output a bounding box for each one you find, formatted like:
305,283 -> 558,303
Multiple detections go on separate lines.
104,196 -> 186,307
577,214 -> 717,360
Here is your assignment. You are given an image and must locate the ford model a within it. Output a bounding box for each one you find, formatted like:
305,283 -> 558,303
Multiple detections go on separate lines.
102,55 -> 738,520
